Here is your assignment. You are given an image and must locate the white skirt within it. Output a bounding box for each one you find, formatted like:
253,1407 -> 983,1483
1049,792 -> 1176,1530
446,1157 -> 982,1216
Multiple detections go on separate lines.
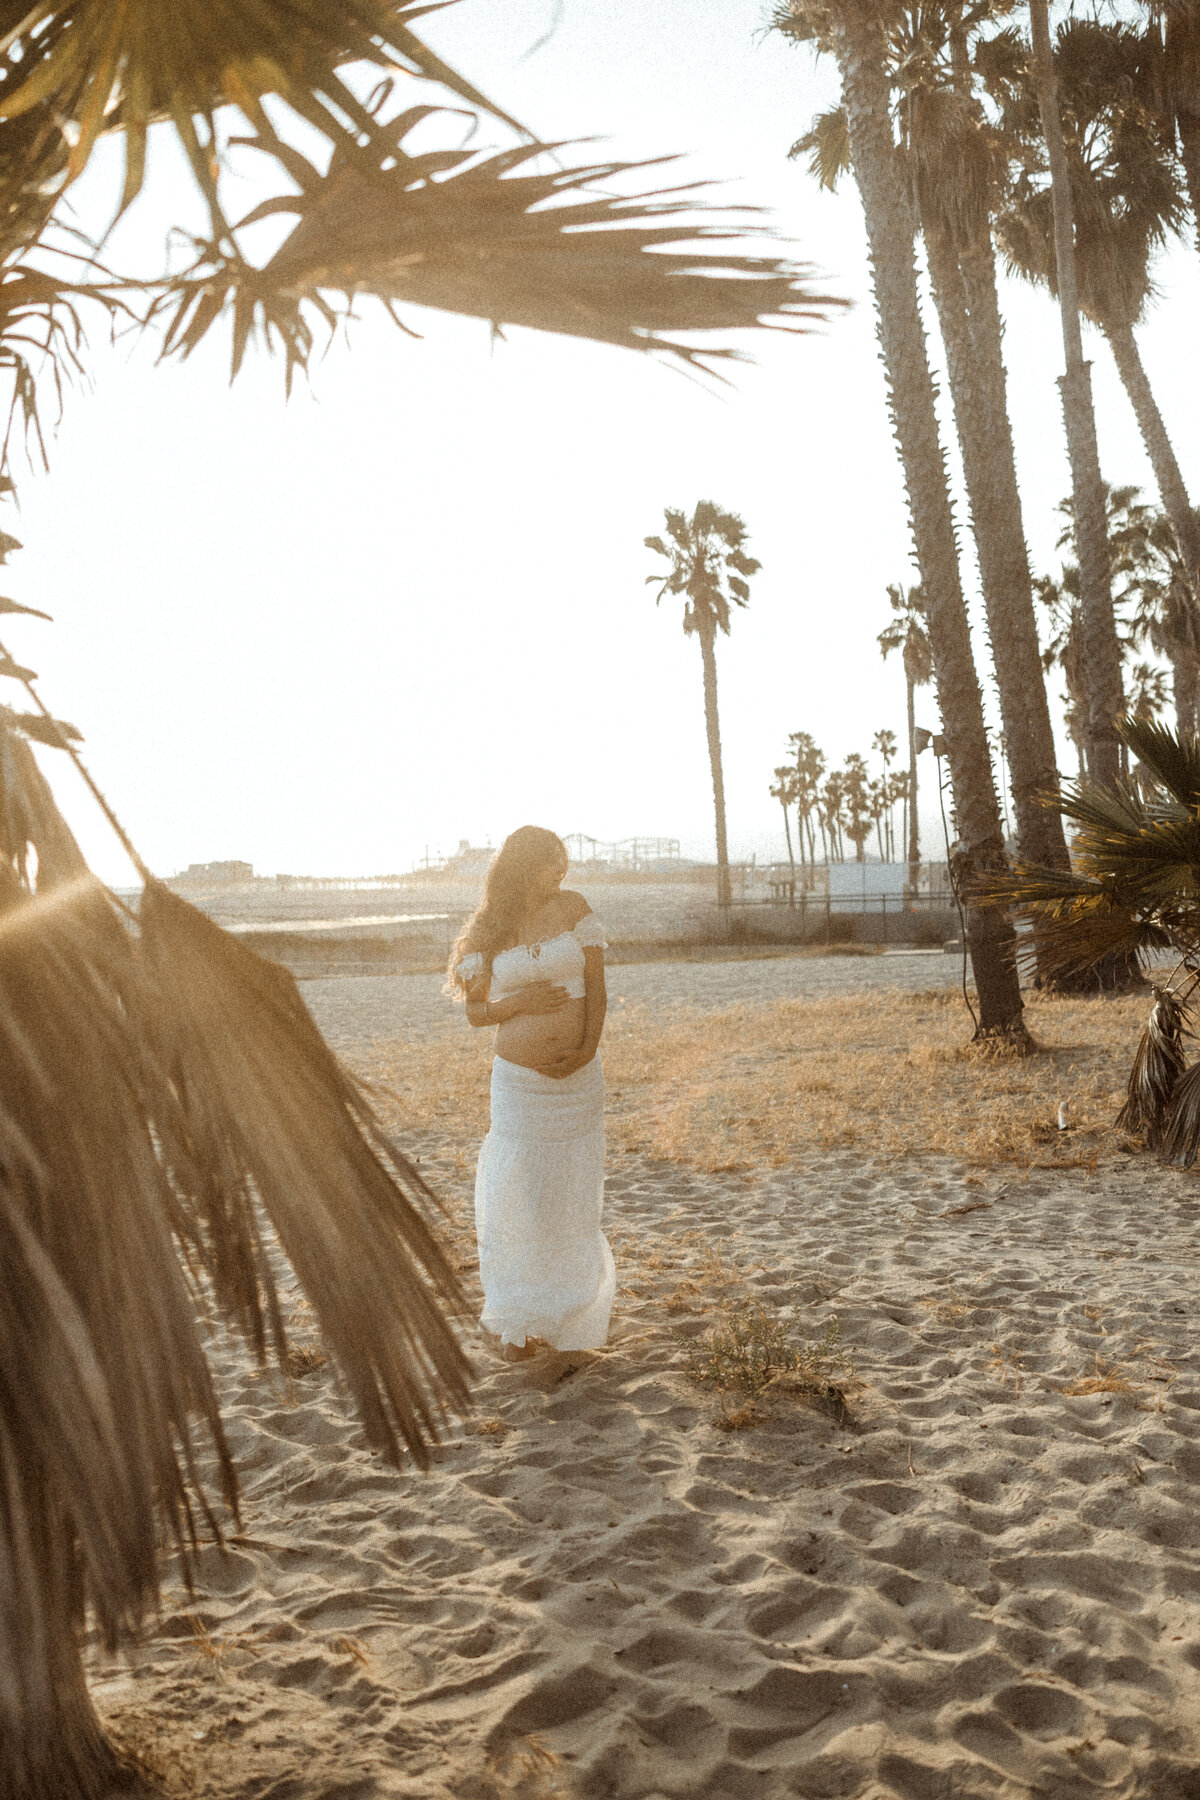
474,1054 -> 615,1350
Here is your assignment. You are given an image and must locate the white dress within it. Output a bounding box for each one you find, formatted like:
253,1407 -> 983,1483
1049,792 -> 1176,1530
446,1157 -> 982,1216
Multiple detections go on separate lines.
459,915 -> 615,1350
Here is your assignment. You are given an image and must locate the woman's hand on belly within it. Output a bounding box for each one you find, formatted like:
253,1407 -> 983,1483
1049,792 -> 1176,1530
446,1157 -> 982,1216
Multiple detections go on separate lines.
536,1046 -> 595,1079
495,997 -> 585,1070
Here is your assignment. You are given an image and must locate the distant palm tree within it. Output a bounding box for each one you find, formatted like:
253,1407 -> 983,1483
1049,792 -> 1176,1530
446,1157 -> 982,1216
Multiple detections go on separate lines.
770,765 -> 798,895
841,754 -> 875,863
872,728 -> 898,858
645,503 -> 760,912
788,730 -> 827,883
878,583 -> 933,897
1128,662 -> 1171,721
821,768 -> 848,863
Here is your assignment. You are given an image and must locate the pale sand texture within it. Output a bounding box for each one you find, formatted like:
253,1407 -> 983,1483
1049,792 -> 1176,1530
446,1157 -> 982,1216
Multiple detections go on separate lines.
90,961 -> 1200,1800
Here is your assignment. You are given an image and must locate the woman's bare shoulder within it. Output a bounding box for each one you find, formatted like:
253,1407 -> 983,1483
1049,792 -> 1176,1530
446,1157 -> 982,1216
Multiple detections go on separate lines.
560,890 -> 592,925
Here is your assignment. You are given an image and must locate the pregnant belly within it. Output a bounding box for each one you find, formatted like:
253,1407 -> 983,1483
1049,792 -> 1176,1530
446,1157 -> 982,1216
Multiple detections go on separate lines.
495,997 -> 586,1070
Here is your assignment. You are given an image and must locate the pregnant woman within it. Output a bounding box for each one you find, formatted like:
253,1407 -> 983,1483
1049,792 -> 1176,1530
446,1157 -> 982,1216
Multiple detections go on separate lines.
447,825 -> 614,1358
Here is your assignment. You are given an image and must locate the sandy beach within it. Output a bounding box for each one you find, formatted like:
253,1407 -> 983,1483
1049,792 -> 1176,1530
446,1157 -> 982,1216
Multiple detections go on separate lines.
90,954 -> 1200,1800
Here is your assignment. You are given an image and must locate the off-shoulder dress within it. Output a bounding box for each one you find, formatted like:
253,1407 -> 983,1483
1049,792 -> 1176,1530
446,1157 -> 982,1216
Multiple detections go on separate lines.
458,913 -> 615,1351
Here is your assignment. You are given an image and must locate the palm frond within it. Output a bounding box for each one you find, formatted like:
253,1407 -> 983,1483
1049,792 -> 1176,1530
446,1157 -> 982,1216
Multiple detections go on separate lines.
136,879 -> 470,1463
1117,714 -> 1200,806
1116,985 -> 1189,1145
1161,1059 -> 1200,1166
0,708 -> 473,1790
0,0 -> 529,229
971,858 -> 1167,982
789,106 -> 850,191
156,131 -> 846,380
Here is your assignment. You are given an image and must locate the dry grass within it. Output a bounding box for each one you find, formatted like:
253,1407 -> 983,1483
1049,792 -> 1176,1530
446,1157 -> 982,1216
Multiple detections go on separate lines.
680,1298 -> 850,1398
284,1342 -> 328,1378
1059,1356 -> 1141,1397
367,986 -> 1151,1175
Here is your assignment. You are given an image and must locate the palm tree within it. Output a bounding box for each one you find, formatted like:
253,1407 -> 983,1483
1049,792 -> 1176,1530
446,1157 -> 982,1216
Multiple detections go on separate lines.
797,5 -> 1071,878
1019,1 -> 1125,783
990,18 -> 1200,599
879,583 -> 933,899
1147,1 -> 1200,256
645,503 -> 759,913
0,15 -> 851,1799
873,728 -> 898,858
822,767 -> 848,863
770,764 -> 798,894
1128,661 -> 1171,720
776,0 -> 1028,1043
841,752 -> 875,862
788,730 -> 827,881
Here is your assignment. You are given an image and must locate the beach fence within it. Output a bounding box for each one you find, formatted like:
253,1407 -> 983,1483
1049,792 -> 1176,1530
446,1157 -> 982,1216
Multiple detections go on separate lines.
718,861 -> 959,949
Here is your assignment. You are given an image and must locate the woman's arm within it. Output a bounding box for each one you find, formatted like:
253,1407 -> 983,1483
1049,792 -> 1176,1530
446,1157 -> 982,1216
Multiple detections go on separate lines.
464,977 -> 569,1027
539,947 -> 607,1076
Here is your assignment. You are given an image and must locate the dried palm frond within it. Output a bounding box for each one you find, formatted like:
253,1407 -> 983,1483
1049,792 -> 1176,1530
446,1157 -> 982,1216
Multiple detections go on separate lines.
0,0 -> 527,229
1160,1059 -> 1200,1166
0,705 -> 472,1796
158,125 -> 846,382
136,878 -> 470,1461
970,859 -> 1168,984
1116,985 -> 1190,1144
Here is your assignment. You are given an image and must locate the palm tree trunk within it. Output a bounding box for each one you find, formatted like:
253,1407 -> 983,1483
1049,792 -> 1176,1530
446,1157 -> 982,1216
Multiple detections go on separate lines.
1029,0 -> 1124,786
1104,317 -> 1200,578
780,798 -> 795,898
906,676 -> 919,899
1178,112 -> 1200,252
927,220 -> 1071,874
698,629 -> 731,914
3,1483 -> 128,1800
796,799 -> 807,887
831,0 -> 1025,1040
1167,641 -> 1200,738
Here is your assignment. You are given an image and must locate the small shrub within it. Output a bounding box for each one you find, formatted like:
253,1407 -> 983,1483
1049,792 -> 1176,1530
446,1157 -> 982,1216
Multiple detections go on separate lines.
680,1299 -> 848,1398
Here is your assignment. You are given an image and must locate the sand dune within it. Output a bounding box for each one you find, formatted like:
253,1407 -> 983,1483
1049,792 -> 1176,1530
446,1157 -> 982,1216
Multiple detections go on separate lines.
91,1128 -> 1200,1800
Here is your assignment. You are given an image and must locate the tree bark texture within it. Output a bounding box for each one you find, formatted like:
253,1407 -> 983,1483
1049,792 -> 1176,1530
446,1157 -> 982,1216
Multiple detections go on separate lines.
924,221 -> 1069,873
1029,0 -> 1124,785
1104,318 -> 1200,580
1168,641 -> 1200,737
833,2 -> 1025,1038
906,679 -> 918,896
699,630 -> 732,914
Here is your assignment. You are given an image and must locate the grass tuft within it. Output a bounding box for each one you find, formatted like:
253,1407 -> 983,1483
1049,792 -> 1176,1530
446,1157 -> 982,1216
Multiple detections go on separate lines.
680,1298 -> 849,1402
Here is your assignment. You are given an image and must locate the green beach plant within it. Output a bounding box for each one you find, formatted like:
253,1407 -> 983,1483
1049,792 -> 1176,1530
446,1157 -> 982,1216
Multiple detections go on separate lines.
976,715 -> 1200,1158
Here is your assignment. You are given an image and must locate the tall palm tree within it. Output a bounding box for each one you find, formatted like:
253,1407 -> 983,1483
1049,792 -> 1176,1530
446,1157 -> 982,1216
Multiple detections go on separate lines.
776,0 -> 1028,1043
0,14 -> 850,1799
1023,0 -> 1125,784
879,582 -> 933,898
645,503 -> 759,913
770,764 -> 798,893
990,18 -> 1200,595
792,5 -> 1070,877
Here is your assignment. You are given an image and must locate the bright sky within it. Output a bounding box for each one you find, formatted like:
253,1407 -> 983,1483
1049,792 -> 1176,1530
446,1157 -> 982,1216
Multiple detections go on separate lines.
7,0 -> 1199,882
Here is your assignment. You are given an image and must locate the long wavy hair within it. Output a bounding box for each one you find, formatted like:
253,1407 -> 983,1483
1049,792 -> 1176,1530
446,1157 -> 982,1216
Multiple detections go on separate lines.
446,825 -> 567,997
